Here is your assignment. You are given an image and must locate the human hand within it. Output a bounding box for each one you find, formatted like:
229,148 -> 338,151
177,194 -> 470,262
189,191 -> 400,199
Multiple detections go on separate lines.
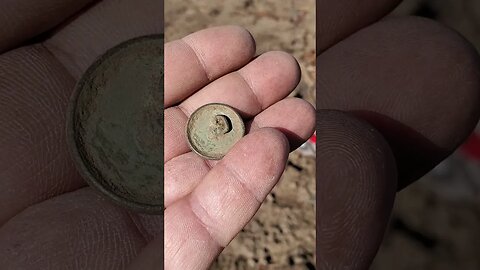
0,1 -> 315,268
161,26 -> 315,269
0,0 -> 167,269
317,0 -> 480,268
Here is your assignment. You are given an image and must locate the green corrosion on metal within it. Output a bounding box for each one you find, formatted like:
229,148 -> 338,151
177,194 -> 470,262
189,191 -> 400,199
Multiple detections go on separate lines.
68,35 -> 164,213
186,103 -> 245,160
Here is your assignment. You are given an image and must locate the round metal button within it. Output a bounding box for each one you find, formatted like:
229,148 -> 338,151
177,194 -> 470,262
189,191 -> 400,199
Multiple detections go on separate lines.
67,35 -> 164,213
186,103 -> 245,160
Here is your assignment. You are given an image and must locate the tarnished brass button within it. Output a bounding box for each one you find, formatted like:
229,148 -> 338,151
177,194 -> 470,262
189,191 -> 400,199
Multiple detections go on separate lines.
186,103 -> 245,160
67,35 -> 164,213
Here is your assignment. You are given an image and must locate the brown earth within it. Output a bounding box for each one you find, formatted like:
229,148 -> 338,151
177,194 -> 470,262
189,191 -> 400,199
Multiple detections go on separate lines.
165,1 -> 316,269
166,0 -> 480,269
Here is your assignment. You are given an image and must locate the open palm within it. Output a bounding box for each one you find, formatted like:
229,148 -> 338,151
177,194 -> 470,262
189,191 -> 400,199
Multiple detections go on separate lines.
162,26 -> 315,269
0,1 -> 315,268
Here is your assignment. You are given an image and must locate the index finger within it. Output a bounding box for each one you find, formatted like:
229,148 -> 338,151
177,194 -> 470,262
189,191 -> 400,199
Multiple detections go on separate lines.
162,128 -> 289,270
165,25 -> 256,107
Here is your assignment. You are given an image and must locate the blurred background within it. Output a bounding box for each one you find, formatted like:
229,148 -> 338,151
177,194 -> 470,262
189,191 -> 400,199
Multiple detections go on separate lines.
372,1 -> 480,269
166,0 -> 480,269
165,0 -> 316,269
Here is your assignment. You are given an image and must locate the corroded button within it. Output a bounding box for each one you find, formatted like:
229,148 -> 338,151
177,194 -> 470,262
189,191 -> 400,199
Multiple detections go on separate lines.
187,103 -> 245,160
67,35 -> 164,213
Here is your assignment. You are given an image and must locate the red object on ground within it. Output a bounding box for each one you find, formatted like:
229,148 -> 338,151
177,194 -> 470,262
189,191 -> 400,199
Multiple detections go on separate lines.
460,133 -> 480,161
309,133 -> 316,143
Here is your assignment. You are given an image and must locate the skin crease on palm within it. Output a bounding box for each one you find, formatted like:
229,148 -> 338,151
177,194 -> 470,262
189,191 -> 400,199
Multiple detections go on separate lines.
0,0 -> 317,270
0,0 -> 478,269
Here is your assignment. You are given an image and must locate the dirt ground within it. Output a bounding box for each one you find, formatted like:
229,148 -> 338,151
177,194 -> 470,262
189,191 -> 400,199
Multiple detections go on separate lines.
165,1 -> 316,269
166,0 -> 480,269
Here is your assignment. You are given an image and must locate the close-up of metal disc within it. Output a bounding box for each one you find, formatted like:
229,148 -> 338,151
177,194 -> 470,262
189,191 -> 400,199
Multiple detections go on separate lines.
67,35 -> 164,213
186,103 -> 245,160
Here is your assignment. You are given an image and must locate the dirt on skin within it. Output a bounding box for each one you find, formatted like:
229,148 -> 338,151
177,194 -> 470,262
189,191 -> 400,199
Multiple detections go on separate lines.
165,1 -> 316,269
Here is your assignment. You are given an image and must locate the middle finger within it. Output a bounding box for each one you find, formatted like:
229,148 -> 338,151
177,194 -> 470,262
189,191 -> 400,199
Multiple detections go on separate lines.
165,51 -> 301,162
165,97 -> 315,207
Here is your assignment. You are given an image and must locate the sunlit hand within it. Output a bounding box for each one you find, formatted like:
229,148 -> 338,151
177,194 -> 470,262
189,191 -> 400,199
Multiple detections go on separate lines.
160,26 -> 315,270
